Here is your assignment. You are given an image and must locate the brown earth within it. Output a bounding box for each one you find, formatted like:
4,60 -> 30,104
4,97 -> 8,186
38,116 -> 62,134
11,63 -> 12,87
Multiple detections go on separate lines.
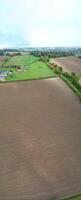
51,56 -> 81,74
0,56 -> 7,66
0,78 -> 81,200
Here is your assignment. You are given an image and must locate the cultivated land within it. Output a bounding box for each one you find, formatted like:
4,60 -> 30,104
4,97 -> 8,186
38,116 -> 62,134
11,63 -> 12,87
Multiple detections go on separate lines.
51,56 -> 81,75
0,78 -> 81,200
0,55 -> 7,66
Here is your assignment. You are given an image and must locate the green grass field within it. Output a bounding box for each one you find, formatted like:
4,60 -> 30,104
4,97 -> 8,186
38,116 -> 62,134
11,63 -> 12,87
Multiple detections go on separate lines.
1,55 -> 55,81
4,55 -> 39,67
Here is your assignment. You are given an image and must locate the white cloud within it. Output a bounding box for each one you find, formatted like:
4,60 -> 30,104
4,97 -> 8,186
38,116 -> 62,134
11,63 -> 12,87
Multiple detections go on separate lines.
0,0 -> 81,47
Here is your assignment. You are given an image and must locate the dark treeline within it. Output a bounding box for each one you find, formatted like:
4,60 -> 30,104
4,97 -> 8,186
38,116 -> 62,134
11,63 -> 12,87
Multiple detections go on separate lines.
0,49 -> 22,56
0,50 -> 4,55
63,72 -> 81,92
30,50 -> 74,58
30,47 -> 81,58
0,47 -> 81,57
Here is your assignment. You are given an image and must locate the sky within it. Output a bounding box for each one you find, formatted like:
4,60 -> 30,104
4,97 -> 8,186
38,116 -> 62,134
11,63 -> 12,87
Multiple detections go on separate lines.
0,0 -> 81,47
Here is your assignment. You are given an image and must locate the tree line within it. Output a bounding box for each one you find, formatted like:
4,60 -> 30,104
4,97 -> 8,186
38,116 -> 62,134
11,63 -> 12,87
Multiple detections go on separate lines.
30,50 -> 74,58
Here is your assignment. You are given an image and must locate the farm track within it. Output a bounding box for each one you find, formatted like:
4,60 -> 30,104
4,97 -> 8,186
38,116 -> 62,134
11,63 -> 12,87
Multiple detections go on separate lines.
51,56 -> 81,74
0,78 -> 81,200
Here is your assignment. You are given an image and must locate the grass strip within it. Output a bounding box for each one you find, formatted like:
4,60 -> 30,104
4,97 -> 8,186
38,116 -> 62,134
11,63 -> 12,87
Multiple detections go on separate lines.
61,192 -> 81,200
0,75 -> 56,84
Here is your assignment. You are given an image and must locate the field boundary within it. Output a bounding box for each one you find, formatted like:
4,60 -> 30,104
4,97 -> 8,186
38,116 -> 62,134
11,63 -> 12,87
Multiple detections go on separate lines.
0,74 -> 56,84
61,192 -> 81,200
46,60 -> 81,101
60,75 -> 81,100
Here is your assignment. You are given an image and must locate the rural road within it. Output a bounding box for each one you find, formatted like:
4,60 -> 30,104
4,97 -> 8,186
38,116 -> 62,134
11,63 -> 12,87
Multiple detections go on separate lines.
0,78 -> 81,200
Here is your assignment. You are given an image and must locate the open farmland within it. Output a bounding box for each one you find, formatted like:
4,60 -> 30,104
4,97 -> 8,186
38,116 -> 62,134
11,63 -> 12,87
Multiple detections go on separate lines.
0,55 -> 55,81
6,61 -> 55,81
51,56 -> 81,75
0,78 -> 81,200
4,55 -> 39,67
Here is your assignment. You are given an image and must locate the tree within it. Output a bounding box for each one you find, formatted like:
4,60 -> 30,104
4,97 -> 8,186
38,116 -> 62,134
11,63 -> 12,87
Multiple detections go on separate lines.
71,72 -> 75,77
63,72 -> 71,78
58,67 -> 63,72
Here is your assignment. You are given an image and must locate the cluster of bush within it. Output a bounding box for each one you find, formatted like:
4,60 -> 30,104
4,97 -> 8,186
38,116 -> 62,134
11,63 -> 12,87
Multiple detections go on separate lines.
38,56 -> 49,63
78,56 -> 81,59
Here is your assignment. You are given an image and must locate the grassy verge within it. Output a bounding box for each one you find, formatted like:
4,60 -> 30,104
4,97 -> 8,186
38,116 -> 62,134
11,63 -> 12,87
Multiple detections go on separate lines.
79,78 -> 81,85
61,193 -> 81,200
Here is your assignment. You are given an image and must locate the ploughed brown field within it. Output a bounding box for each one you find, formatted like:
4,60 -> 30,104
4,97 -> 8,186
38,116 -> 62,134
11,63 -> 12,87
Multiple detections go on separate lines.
51,56 -> 81,74
0,56 -> 7,66
0,78 -> 81,200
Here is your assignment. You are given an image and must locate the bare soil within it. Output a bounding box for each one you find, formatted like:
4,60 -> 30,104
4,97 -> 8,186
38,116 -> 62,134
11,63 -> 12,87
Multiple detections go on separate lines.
51,56 -> 81,74
0,78 -> 81,200
0,56 -> 7,66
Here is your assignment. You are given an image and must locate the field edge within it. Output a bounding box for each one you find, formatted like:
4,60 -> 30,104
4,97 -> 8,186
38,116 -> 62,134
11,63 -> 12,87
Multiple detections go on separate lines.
61,192 -> 81,200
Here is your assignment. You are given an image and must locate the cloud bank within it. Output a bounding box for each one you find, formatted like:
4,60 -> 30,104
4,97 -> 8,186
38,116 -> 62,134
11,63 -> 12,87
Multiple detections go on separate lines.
0,0 -> 81,47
